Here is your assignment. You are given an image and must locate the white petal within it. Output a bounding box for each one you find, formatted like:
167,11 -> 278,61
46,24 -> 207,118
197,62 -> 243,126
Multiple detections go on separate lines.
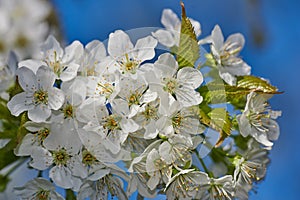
50,166 -> 73,189
140,90 -> 157,104
190,18 -> 201,37
161,9 -> 180,30
226,33 -> 245,50
36,66 -> 56,89
219,70 -> 237,85
41,35 -> 64,61
28,104 -> 51,122
63,40 -> 84,64
237,114 -> 251,137
177,67 -> 203,89
176,87 -> 203,107
120,118 -> 139,133
147,175 -> 160,191
18,59 -> 45,74
86,40 -> 106,58
48,87 -> 64,110
30,147 -> 53,170
211,25 -> 224,51
14,134 -> 36,156
59,63 -> 80,81
154,53 -> 178,77
134,36 -> 157,61
108,30 -> 134,57
159,141 -> 172,164
152,29 -> 175,47
7,92 -> 34,116
144,119 -> 159,139
16,67 -> 37,91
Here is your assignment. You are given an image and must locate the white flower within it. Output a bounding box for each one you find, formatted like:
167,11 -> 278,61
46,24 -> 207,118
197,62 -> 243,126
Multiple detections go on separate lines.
51,77 -> 87,129
132,99 -> 160,139
86,72 -> 120,101
105,30 -> 157,76
153,8 -> 201,48
144,53 -> 203,107
146,149 -> 172,190
0,52 -> 18,96
14,178 -> 64,200
233,139 -> 269,199
77,97 -> 139,154
77,129 -> 131,164
237,92 -> 281,148
165,169 -> 209,200
78,174 -> 128,200
112,75 -> 157,118
7,66 -> 64,122
156,100 -> 202,137
79,40 -> 107,76
14,121 -> 51,156
158,134 -> 194,167
202,175 -> 235,200
20,35 -> 84,81
29,124 -> 85,191
200,25 -> 251,85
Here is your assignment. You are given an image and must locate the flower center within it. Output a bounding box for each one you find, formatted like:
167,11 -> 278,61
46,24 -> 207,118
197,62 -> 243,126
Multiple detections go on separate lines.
82,150 -> 97,166
103,115 -> 120,131
128,92 -> 141,106
118,53 -> 139,74
247,110 -> 270,132
172,113 -> 183,129
97,82 -> 114,98
37,128 -> 50,143
63,104 -> 74,119
33,89 -> 48,105
143,104 -> 158,120
52,148 -> 71,166
163,78 -> 178,94
35,189 -> 50,200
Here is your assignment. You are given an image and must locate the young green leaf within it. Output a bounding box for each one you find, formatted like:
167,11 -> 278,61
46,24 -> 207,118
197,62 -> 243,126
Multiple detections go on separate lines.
176,2 -> 199,68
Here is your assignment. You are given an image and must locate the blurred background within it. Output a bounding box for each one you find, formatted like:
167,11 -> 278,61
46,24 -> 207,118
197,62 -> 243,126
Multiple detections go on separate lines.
1,0 -> 299,199
45,0 -> 300,199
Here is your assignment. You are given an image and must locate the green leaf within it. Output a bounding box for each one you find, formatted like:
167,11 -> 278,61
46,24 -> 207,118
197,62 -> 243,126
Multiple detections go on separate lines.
198,75 -> 280,109
0,112 -> 28,170
208,108 -> 232,146
176,2 -> 199,68
0,175 -> 10,192
199,105 -> 232,147
236,75 -> 279,93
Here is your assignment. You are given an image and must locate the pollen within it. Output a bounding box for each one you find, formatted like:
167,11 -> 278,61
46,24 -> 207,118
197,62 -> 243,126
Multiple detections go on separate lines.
82,150 -> 97,166
35,189 -> 50,200
33,89 -> 49,105
52,148 -> 71,166
163,78 -> 178,94
37,128 -> 50,143
63,104 -> 74,118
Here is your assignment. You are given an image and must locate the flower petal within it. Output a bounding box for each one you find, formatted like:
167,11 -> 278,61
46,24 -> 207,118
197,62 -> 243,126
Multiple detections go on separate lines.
108,30 -> 134,57
152,29 -> 175,47
7,92 -> 34,116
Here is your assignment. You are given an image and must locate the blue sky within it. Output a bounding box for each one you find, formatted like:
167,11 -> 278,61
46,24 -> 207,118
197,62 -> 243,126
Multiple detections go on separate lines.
51,0 -> 300,199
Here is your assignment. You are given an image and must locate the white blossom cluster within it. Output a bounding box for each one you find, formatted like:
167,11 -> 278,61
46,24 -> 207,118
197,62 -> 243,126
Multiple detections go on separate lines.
2,8 -> 281,200
0,0 -> 54,60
